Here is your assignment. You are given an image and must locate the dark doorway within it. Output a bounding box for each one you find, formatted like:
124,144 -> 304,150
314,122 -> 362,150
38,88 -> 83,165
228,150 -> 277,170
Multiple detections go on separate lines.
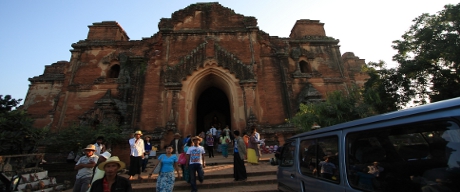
299,60 -> 311,73
196,87 -> 230,135
108,64 -> 120,78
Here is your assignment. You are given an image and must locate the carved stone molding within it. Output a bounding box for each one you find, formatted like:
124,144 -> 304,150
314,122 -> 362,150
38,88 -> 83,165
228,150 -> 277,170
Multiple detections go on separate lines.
296,83 -> 323,110
290,47 -> 315,61
101,52 -> 119,64
164,42 -> 256,85
79,89 -> 121,126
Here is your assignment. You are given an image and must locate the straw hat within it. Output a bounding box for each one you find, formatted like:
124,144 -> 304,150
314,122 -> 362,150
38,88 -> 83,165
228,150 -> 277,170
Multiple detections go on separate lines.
100,151 -> 111,160
174,133 -> 181,137
134,130 -> 143,135
84,144 -> 96,151
97,156 -> 126,171
192,136 -> 202,142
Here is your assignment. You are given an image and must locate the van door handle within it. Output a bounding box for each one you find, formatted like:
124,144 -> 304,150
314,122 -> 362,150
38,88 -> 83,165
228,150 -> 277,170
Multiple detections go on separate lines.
290,174 -> 295,178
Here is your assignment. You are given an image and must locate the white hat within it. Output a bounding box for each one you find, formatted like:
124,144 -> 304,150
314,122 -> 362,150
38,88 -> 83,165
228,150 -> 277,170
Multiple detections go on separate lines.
100,151 -> 111,160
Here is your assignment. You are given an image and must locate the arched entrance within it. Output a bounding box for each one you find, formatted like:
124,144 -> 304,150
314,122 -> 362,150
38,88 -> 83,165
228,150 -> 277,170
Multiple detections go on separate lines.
196,87 -> 230,134
179,60 -> 247,137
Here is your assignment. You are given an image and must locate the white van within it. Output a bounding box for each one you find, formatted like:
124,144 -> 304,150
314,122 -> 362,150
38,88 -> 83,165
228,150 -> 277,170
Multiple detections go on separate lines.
276,97 -> 460,191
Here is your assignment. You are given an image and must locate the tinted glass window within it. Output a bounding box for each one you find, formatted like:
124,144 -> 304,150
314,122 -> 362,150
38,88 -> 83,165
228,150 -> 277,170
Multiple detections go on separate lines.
280,141 -> 296,167
346,120 -> 460,191
299,136 -> 339,183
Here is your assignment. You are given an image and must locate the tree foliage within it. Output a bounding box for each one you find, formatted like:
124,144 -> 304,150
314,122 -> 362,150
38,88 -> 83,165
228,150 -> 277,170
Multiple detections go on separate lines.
0,95 -> 126,155
0,95 -> 44,155
392,3 -> 460,103
362,61 -> 402,112
290,86 -> 378,132
40,123 -> 126,153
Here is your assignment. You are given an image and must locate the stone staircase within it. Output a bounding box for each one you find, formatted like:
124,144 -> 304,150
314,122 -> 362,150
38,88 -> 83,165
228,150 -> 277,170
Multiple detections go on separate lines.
129,154 -> 278,192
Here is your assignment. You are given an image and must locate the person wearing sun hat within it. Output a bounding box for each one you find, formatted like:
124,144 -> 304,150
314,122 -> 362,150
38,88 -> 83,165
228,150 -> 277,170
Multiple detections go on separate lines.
128,130 -> 145,180
186,136 -> 206,192
169,132 -> 184,157
73,144 -> 99,192
90,156 -> 132,192
89,151 -> 111,187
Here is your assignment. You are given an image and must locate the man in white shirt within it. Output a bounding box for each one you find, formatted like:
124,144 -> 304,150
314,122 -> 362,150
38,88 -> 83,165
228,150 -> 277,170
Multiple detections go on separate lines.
94,136 -> 105,157
209,126 -> 217,137
128,130 -> 145,180
186,136 -> 206,192
73,144 -> 99,192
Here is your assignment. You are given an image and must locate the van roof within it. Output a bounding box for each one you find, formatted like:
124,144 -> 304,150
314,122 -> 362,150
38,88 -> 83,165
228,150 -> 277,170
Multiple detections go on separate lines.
289,97 -> 460,139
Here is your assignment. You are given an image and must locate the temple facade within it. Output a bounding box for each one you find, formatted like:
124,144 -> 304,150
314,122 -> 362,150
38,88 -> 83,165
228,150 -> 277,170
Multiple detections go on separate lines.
23,3 -> 368,147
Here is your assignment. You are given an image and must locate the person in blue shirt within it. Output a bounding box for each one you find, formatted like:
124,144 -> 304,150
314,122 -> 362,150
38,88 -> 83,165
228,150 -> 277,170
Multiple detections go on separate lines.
183,134 -> 191,145
149,145 -> 181,192
142,135 -> 152,172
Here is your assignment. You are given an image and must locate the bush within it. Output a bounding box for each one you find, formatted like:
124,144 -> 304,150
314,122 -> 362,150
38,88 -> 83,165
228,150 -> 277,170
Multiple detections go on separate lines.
0,95 -> 45,155
40,124 -> 125,153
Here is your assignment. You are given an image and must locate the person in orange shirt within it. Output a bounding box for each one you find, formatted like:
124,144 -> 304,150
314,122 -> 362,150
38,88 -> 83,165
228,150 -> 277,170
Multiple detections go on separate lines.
242,132 -> 249,158
242,132 -> 249,148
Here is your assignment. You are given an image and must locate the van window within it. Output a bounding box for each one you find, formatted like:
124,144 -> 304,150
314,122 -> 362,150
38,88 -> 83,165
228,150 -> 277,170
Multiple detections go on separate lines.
299,136 -> 339,183
346,120 -> 460,191
280,141 -> 296,167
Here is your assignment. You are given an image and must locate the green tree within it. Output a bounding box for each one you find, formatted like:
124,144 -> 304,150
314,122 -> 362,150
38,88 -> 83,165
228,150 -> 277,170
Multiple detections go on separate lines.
392,3 -> 460,103
0,95 -> 43,155
290,86 -> 377,132
41,123 -> 125,153
362,61 -> 401,112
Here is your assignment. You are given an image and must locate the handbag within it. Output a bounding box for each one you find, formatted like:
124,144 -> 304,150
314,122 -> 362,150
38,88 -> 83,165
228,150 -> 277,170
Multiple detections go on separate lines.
152,158 -> 162,174
178,153 -> 187,165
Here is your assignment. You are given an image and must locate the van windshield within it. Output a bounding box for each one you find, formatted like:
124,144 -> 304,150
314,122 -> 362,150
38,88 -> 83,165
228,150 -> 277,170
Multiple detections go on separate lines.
346,120 -> 460,191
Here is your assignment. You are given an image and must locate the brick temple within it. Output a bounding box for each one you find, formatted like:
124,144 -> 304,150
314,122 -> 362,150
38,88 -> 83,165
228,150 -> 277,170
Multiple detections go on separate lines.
23,3 -> 368,149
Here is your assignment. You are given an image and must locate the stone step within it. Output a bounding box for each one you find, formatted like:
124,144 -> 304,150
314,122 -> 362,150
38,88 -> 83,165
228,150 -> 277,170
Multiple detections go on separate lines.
174,183 -> 278,192
129,170 -> 276,184
62,154 -> 278,192
131,174 -> 277,192
129,161 -> 278,191
128,164 -> 276,184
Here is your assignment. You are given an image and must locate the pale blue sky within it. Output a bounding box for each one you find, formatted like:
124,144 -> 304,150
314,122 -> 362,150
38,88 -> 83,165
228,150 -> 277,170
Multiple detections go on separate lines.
0,0 -> 458,103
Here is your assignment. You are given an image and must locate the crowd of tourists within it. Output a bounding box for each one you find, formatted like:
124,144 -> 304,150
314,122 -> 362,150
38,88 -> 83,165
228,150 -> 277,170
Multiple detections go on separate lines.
71,125 -> 266,192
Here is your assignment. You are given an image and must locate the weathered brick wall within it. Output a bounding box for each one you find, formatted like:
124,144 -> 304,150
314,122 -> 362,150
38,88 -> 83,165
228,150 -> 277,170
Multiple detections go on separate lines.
87,21 -> 129,41
25,62 -> 67,129
24,3 -> 369,147
256,57 -> 286,124
290,19 -> 326,38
